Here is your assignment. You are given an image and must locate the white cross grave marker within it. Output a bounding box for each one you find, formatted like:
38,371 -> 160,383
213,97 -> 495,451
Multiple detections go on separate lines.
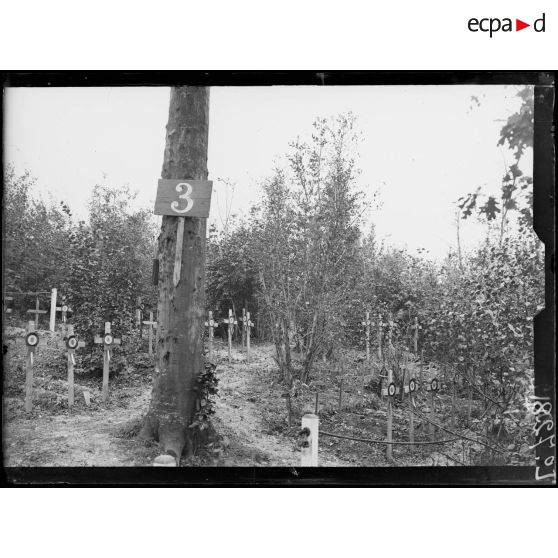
381,368 -> 399,460
425,377 -> 441,440
246,311 -> 254,360
27,297 -> 47,330
65,324 -> 86,407
56,299 -> 72,334
18,320 -> 47,412
223,309 -> 237,363
94,322 -> 121,403
143,311 -> 157,355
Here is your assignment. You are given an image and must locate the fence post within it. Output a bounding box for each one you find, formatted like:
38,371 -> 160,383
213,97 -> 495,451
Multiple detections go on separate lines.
301,413 -> 319,466
49,288 -> 57,332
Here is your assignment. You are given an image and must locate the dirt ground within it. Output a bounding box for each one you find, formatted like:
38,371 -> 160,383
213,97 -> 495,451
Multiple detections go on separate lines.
3,327 -> 506,468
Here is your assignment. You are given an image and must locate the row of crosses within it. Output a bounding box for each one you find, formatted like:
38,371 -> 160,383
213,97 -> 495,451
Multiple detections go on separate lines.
4,293 -> 72,332
18,320 -> 123,412
380,371 -> 442,460
361,312 -> 422,361
204,309 -> 254,362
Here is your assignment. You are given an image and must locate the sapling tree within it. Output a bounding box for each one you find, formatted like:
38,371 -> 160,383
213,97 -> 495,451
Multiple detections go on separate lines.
255,114 -> 365,384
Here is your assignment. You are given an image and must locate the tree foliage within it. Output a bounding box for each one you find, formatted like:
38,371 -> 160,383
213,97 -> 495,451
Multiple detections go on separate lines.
3,169 -> 158,343
4,95 -> 542,462
3,165 -> 71,302
458,86 -> 534,238
65,184 -> 158,341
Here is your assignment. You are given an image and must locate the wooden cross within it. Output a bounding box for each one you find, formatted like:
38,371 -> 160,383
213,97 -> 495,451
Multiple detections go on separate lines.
142,311 -> 157,355
426,377 -> 441,441
361,311 -> 371,362
19,320 -> 46,412
56,299 -> 72,327
403,377 -> 419,449
223,309 -> 237,363
246,311 -> 254,360
204,311 -> 215,359
94,322 -> 121,403
381,368 -> 399,460
65,324 -> 86,407
27,297 -> 47,330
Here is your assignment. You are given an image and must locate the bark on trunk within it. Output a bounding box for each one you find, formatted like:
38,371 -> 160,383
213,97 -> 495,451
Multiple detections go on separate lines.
139,87 -> 210,461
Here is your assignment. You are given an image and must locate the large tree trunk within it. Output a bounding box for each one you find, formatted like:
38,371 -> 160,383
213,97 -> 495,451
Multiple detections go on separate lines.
139,87 -> 210,462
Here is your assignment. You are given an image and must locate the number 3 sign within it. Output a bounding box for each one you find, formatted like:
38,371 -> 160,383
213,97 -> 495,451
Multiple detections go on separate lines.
154,179 -> 213,217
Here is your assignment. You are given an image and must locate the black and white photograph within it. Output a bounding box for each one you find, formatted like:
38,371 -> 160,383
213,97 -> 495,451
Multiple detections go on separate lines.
1,74 -> 555,483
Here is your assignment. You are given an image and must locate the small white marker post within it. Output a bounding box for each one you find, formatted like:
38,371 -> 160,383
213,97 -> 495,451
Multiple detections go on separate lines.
246,311 -> 254,361
204,311 -> 215,359
361,311 -> 371,362
143,311 -> 157,355
49,288 -> 57,332
300,413 -> 319,466
27,297 -> 47,330
94,322 -> 121,403
381,369 -> 399,460
65,324 -> 86,407
426,378 -> 440,441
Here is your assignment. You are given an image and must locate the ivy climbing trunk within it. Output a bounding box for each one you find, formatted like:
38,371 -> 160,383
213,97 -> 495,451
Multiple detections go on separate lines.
139,87 -> 210,461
